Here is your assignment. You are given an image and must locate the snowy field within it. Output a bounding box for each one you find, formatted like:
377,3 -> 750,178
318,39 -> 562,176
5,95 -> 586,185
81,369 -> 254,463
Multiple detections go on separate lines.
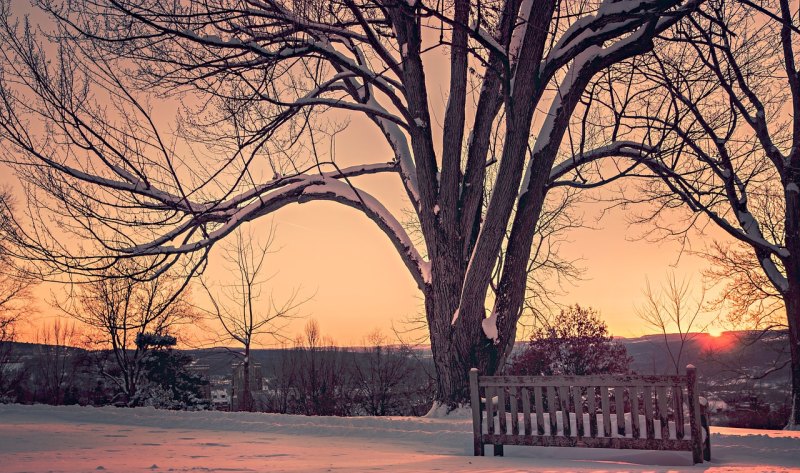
1,404 -> 799,473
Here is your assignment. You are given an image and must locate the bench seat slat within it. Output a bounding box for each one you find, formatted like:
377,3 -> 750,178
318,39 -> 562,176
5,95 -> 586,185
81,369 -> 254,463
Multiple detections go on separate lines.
547,386 -> 558,436
480,434 -> 694,451
521,388 -> 532,436
657,386 -> 670,440
486,386 -> 495,436
674,385 -> 685,440
573,386 -> 584,438
510,387 -> 519,436
630,386 -> 641,439
534,386 -> 544,435
497,387 -> 507,435
601,386 -> 612,438
643,385 -> 655,439
587,386 -> 598,437
615,387 -> 626,438
559,385 -> 571,437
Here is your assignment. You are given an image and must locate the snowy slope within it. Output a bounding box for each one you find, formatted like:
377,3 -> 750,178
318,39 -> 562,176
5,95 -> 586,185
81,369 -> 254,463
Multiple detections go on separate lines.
1,404 -> 799,472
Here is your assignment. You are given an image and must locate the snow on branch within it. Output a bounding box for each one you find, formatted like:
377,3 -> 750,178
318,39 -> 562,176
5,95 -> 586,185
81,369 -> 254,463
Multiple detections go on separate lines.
519,45 -> 602,195
541,0 -> 694,77
470,21 -> 507,58
547,141 -> 655,184
284,38 -> 419,206
758,254 -> 789,293
125,163 -> 429,290
19,149 -> 213,216
300,179 -> 430,289
735,209 -> 790,260
364,96 -> 420,206
522,0 -> 699,195
509,0 -> 534,60
211,163 -> 398,214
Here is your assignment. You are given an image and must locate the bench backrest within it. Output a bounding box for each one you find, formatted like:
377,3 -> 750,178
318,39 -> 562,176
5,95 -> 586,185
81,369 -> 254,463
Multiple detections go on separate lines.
469,365 -> 707,463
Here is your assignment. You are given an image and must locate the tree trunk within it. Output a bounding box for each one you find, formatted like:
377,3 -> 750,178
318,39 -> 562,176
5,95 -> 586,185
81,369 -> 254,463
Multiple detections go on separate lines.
427,315 -> 505,410
786,291 -> 800,428
427,312 -> 499,410
426,250 -> 468,409
242,345 -> 252,412
426,249 -> 505,409
783,173 -> 800,429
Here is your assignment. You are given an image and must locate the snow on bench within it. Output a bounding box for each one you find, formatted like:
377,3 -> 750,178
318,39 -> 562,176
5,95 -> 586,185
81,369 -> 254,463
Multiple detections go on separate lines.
469,365 -> 710,464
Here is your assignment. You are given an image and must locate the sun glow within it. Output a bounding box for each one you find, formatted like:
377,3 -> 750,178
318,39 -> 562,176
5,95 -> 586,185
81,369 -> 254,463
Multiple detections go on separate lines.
708,327 -> 723,337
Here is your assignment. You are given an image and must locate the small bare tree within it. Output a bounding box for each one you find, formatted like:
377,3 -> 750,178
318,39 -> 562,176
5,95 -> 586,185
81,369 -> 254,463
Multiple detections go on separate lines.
0,189 -> 36,340
200,226 -> 302,411
0,260 -> 30,401
694,240 -> 792,393
60,269 -> 196,405
35,318 -> 81,405
636,273 -> 708,374
0,266 -> 32,343
352,329 -> 416,416
292,320 -> 351,416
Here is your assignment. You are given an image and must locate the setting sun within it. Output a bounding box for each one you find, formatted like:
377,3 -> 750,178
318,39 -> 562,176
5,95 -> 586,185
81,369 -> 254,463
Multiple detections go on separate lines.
709,328 -> 724,337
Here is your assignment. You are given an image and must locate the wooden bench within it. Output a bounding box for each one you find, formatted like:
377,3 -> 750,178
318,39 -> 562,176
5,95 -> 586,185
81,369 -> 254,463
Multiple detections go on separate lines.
469,365 -> 710,464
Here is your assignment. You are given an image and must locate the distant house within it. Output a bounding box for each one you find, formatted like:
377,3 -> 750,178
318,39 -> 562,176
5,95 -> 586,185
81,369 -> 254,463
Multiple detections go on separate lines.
186,362 -> 212,401
706,398 -> 729,414
0,361 -> 24,375
210,389 -> 230,411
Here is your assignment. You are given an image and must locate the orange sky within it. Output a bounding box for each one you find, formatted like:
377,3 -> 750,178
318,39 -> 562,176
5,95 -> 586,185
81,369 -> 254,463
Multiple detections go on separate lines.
6,4 -> 729,348
14,150 -> 725,348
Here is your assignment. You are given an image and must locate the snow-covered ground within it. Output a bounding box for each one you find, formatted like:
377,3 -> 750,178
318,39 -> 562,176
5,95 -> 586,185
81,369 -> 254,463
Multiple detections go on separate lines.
1,404 -> 799,472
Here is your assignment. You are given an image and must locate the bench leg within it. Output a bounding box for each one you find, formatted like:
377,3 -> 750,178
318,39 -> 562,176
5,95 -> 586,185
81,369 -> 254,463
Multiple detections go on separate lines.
474,441 -> 484,456
493,444 -> 504,456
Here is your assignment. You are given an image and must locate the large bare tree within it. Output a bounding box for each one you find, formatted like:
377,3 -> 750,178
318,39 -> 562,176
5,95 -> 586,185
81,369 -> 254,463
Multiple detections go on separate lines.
0,0 -> 700,407
586,0 -> 800,427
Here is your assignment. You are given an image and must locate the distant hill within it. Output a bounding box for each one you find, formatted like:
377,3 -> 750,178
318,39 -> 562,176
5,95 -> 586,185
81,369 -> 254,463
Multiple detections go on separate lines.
618,331 -> 789,381
4,331 -> 790,426
6,330 -> 790,390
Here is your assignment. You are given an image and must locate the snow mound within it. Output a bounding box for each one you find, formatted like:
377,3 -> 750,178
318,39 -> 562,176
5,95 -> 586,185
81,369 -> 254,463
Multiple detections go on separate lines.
424,401 -> 473,419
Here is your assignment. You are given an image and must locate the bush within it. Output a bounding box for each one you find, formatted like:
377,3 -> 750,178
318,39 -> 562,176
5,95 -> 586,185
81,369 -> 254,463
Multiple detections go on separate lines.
132,332 -> 208,409
509,305 -> 631,376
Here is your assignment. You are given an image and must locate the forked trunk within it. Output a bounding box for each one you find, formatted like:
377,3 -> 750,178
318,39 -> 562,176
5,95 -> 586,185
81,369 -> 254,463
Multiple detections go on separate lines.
425,259 -> 507,409
427,301 -> 502,409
